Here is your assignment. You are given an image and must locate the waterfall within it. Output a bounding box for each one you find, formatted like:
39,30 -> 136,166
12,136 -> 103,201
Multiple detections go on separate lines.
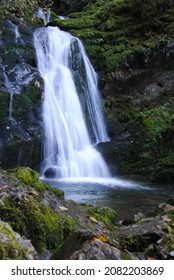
1,66 -> 14,120
36,8 -> 51,26
69,39 -> 109,144
34,26 -> 111,180
7,20 -> 22,43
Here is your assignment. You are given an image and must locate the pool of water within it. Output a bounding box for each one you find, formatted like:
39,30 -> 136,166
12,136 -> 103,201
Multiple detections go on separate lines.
43,176 -> 174,220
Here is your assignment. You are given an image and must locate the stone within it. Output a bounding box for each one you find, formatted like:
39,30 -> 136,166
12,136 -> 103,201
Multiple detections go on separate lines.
44,167 -> 57,178
70,239 -> 122,260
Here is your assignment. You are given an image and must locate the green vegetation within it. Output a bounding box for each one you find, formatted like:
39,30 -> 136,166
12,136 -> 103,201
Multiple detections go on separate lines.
130,103 -> 174,145
51,0 -> 174,80
0,219 -> 35,259
13,78 -> 42,119
0,195 -> 74,254
10,167 -> 64,199
87,206 -> 117,228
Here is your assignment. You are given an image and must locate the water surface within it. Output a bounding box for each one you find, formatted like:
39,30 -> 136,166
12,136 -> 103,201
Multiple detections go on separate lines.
43,176 -> 174,220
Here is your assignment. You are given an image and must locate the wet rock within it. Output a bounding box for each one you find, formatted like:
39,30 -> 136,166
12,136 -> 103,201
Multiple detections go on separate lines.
0,19 -> 43,170
116,214 -> 174,259
117,217 -> 165,239
44,167 -> 57,178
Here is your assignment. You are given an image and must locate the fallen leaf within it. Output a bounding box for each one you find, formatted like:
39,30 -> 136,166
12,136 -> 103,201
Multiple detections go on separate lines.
96,235 -> 107,242
90,235 -> 107,243
59,206 -> 69,211
89,216 -> 98,223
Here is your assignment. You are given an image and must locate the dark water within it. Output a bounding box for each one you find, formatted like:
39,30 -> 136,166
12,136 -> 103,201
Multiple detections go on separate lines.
43,176 -> 174,220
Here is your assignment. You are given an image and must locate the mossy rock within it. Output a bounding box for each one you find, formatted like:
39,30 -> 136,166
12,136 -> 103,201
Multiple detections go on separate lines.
51,0 -> 174,82
87,206 -> 117,228
10,167 -> 64,199
122,233 -> 160,253
13,77 -> 43,120
0,195 -> 74,254
0,219 -> 37,259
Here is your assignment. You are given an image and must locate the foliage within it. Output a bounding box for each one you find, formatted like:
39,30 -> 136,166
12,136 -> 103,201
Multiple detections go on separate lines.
53,0 -> 174,80
130,105 -> 174,144
60,0 -> 96,13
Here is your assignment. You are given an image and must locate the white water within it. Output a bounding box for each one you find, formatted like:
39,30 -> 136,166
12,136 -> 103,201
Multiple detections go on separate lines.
1,66 -> 14,120
34,26 -> 111,179
8,20 -> 21,43
70,39 -> 110,144
36,8 -> 51,26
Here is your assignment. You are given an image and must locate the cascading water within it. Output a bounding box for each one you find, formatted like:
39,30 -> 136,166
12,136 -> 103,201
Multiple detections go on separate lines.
69,39 -> 109,144
7,20 -> 21,43
36,8 -> 51,26
34,26 -> 111,180
1,65 -> 14,120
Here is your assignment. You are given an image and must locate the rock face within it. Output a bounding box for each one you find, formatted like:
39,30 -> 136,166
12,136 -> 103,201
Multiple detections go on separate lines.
0,19 -> 43,170
101,41 -> 174,177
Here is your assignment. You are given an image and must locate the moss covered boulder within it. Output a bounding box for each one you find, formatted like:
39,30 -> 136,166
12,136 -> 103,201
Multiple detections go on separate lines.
10,167 -> 64,199
0,219 -> 37,259
0,195 -> 74,255
0,168 -> 73,256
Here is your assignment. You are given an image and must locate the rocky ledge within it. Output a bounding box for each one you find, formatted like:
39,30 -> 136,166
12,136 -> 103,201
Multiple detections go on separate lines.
0,167 -> 174,260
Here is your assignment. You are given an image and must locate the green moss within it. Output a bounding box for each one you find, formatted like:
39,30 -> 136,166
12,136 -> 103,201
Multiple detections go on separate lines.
129,104 -> 174,146
10,167 -> 64,199
13,78 -> 42,119
159,151 -> 174,167
122,234 -> 153,252
88,206 -> 117,228
51,0 -> 174,81
0,196 -> 74,254
0,219 -> 32,259
121,251 -> 134,260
